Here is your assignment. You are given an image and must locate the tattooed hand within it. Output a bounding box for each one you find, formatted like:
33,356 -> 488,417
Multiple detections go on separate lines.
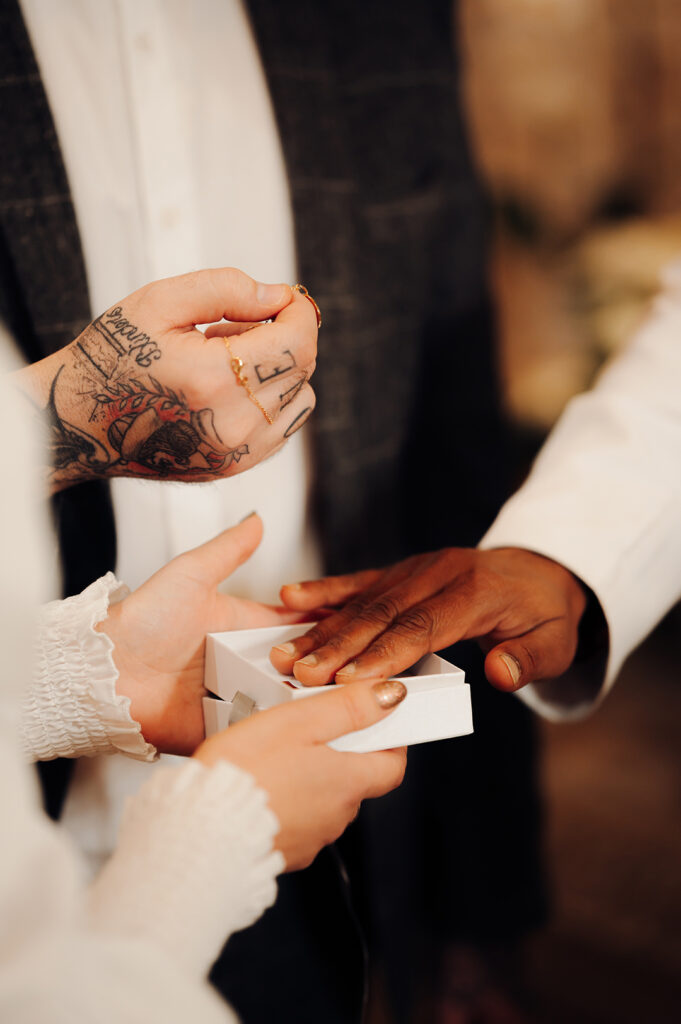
12,268 -> 317,493
98,514 -> 307,755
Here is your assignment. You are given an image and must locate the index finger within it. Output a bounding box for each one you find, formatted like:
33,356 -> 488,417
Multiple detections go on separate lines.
271,555 -> 456,683
279,569 -> 383,610
141,268 -> 292,328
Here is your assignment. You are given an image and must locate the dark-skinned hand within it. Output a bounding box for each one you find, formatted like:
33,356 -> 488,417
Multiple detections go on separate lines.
269,547 -> 588,692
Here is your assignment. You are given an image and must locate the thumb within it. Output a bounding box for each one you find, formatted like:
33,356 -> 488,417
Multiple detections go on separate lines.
177,513 -> 264,585
290,679 -> 407,743
145,268 -> 292,327
485,618 -> 580,692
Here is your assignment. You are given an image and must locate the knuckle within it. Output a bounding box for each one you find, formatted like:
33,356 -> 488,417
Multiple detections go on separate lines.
359,595 -> 401,628
221,266 -> 245,289
363,637 -> 393,661
342,597 -> 373,619
454,563 -> 497,600
393,605 -> 436,641
313,632 -> 347,656
451,565 -> 475,593
302,623 -> 334,649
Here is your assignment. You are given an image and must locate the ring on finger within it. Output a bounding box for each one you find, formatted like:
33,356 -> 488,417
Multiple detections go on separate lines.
293,283 -> 322,328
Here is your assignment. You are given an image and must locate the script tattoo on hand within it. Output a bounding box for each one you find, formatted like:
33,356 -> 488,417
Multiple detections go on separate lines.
77,306 -> 162,375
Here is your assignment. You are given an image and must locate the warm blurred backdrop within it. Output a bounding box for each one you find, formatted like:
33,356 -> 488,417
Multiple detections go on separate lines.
458,3 -> 681,1022
462,0 -> 681,430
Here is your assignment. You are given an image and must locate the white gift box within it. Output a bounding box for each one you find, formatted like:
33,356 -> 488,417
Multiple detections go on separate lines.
203,624 -> 473,753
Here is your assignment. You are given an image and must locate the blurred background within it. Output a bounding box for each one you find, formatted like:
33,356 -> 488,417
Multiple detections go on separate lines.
455,2 -> 681,1022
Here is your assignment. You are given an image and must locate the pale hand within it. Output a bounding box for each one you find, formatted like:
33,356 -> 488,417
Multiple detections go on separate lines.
98,515 -> 304,755
195,678 -> 408,870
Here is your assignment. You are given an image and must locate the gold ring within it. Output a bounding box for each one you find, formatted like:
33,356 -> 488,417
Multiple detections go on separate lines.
293,283 -> 322,328
223,336 -> 273,425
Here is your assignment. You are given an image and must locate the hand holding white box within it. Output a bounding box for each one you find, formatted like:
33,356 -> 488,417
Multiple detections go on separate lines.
203,625 -> 473,752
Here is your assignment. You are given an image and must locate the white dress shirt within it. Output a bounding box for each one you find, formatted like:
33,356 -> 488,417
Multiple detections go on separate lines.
481,259 -> 681,720
20,0 -> 322,872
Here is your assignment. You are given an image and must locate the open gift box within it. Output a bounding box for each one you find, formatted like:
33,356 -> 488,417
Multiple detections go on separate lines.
203,624 -> 473,753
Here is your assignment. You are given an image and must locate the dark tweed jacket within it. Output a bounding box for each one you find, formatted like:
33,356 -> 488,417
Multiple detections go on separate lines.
0,3 -> 545,1022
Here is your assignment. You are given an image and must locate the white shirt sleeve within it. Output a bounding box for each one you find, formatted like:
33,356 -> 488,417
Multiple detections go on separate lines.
480,260 -> 681,719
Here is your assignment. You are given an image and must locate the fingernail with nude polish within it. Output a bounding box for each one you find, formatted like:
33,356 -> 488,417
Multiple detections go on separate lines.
283,582 -> 302,591
372,680 -> 407,709
499,653 -> 522,688
336,661 -> 357,678
296,653 -> 318,668
256,282 -> 289,305
274,642 -> 297,656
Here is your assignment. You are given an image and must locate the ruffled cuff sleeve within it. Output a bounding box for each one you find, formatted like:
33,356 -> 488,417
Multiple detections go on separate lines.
87,758 -> 284,977
22,572 -> 157,763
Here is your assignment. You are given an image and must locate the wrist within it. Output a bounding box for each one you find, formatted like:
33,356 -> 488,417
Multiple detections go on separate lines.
95,600 -> 148,741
